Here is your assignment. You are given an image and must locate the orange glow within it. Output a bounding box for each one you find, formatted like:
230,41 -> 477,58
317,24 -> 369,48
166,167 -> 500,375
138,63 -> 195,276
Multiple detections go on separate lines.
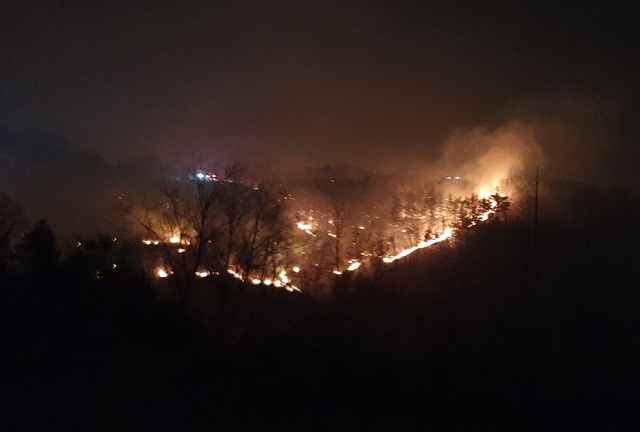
383,227 -> 453,263
297,221 -> 313,230
195,269 -> 210,278
346,261 -> 361,271
278,270 -> 289,284
155,267 -> 170,278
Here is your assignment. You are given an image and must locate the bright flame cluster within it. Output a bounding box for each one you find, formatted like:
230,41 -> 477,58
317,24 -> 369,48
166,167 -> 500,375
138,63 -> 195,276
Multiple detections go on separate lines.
149,179 -> 508,293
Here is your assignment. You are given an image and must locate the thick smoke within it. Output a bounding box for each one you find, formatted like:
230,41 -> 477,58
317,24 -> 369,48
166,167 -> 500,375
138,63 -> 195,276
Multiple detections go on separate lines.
435,121 -> 543,197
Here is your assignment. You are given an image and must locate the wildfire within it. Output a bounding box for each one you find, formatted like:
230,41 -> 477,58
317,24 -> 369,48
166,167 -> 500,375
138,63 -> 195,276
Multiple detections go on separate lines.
297,221 -> 313,230
227,268 -> 244,280
346,261 -> 361,271
144,168 -> 514,295
208,267 -> 300,291
296,220 -> 316,236
155,267 -> 171,278
383,227 -> 454,263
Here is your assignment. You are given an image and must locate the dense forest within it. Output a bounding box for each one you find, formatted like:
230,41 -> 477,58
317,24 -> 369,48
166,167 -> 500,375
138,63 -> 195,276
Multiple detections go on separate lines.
1,175 -> 639,430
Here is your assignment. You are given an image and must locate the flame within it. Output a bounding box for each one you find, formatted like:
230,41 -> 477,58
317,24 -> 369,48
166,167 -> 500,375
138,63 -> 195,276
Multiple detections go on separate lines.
296,220 -> 316,237
155,267 -> 170,278
195,269 -> 210,278
279,270 -> 289,284
478,187 -> 494,199
346,261 -> 361,271
227,268 -> 244,280
297,221 -> 313,230
383,227 -> 453,263
144,171 -> 512,295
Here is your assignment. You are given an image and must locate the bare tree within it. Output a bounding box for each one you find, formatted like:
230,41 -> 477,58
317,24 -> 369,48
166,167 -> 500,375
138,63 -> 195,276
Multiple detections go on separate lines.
236,180 -> 289,278
117,176 -> 211,304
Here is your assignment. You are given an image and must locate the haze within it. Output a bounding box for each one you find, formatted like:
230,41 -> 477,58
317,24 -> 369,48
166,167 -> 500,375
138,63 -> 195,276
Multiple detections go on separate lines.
2,1 -> 639,238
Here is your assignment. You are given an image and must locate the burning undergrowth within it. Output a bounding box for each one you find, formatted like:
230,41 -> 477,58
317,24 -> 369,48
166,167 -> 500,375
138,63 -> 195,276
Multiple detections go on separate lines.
122,122 -> 542,295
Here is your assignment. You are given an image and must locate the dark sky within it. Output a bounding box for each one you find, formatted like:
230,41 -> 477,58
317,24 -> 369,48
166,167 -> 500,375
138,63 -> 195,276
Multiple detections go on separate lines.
1,1 -> 640,238
3,1 -> 638,166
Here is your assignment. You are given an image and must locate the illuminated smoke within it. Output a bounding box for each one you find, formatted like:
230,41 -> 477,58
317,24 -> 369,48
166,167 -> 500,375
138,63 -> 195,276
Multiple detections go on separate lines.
439,121 -> 543,197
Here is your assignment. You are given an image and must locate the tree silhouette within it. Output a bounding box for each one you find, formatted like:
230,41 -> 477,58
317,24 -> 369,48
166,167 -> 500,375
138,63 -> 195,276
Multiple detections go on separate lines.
14,219 -> 60,279
0,193 -> 28,270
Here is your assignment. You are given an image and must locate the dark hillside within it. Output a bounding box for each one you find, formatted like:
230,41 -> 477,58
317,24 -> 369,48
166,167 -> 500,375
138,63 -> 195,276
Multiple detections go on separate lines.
2,213 -> 638,430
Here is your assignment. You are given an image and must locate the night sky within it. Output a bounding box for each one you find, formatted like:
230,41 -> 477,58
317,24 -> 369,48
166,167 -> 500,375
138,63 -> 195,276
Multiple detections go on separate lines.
2,1 -> 640,236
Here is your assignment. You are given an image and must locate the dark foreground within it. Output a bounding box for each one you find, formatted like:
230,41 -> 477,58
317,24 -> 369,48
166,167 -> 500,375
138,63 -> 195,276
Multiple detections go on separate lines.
2,219 -> 639,431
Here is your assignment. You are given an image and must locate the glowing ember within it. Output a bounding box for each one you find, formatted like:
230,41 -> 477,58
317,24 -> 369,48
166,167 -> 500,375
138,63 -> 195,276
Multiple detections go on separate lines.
155,267 -> 170,278
279,270 -> 289,284
346,261 -> 361,271
195,269 -> 210,278
292,266 -> 300,273
297,221 -> 313,230
169,236 -> 180,244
